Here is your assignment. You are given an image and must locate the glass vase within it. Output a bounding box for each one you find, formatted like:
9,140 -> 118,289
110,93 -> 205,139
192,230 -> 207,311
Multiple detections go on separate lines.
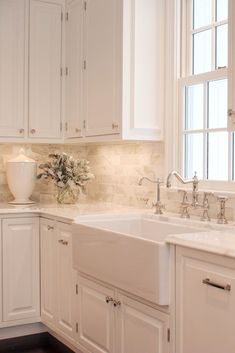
56,185 -> 79,204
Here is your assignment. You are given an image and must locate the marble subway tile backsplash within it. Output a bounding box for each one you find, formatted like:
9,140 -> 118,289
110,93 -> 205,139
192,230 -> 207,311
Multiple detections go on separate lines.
1,141 -> 235,222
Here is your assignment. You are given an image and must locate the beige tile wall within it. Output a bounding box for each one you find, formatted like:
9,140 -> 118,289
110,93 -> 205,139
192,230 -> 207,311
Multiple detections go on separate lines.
1,142 -> 235,221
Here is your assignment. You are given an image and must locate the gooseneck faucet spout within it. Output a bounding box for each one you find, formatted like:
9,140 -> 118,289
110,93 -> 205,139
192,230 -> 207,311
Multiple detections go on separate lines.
166,171 -> 199,207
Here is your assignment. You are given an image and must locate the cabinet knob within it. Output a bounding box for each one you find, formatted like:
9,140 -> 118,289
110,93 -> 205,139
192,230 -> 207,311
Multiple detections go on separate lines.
58,239 -> 68,245
30,129 -> 36,134
105,296 -> 113,304
75,128 -> 81,133
112,123 -> 119,129
19,128 -> 24,134
113,300 -> 121,307
47,225 -> 54,231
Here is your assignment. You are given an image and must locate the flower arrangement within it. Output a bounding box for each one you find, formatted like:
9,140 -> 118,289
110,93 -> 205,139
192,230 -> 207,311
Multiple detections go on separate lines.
37,153 -> 94,204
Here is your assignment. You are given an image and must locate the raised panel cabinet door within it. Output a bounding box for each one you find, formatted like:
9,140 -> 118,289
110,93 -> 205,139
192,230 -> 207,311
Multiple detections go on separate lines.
29,0 -> 62,139
116,294 -> 170,353
2,218 -> 40,322
0,0 -> 27,137
84,0 -> 122,137
65,0 -> 83,139
176,247 -> 235,353
56,222 -> 76,342
78,276 -> 115,353
40,218 -> 57,327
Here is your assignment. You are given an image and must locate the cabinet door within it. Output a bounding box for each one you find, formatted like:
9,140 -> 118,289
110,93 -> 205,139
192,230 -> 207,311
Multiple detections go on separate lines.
84,0 -> 121,137
56,222 -> 76,341
29,0 -> 62,139
0,0 -> 27,138
2,218 -> 40,322
40,218 -> 57,327
78,276 -> 115,353
65,0 -> 83,139
176,247 -> 235,353
117,294 -> 169,353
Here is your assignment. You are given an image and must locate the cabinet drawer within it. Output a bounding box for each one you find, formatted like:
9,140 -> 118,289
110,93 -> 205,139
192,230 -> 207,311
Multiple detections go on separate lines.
176,247 -> 235,353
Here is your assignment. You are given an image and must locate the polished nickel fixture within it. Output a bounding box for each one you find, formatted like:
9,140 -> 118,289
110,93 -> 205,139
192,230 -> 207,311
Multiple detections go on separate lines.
138,177 -> 165,214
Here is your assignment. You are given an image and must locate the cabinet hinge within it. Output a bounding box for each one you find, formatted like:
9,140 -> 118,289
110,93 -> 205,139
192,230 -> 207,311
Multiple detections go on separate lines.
61,12 -> 63,21
76,322 -> 78,333
65,122 -> 68,132
83,60 -> 87,70
60,67 -> 63,76
83,120 -> 86,129
167,328 -> 170,342
66,67 -> 69,76
66,12 -> 69,21
84,1 -> 87,11
76,284 -> 78,295
60,121 -> 62,132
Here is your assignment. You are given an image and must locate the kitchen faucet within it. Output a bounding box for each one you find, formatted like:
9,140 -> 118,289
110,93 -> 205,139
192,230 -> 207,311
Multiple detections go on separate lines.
138,177 -> 164,214
166,171 -> 199,207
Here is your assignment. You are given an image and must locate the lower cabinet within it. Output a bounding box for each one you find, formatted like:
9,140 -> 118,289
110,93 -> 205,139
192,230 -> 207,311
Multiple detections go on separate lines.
176,246 -> 235,353
116,294 -> 170,353
77,276 -> 170,353
40,218 -> 76,343
2,217 -> 40,323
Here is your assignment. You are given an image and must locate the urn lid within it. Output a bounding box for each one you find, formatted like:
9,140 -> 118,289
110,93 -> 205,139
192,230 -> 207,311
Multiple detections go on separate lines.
7,148 -> 36,164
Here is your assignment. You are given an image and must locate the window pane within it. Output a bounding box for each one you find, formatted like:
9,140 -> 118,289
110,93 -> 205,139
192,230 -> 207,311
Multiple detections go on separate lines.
193,30 -> 212,74
184,133 -> 203,179
208,132 -> 228,180
208,79 -> 227,128
185,84 -> 204,130
216,24 -> 228,69
194,0 -> 212,29
216,0 -> 228,22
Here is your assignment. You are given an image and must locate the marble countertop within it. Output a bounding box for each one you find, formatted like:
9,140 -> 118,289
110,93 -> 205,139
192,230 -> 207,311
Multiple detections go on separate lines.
0,202 -> 140,223
1,202 -> 235,258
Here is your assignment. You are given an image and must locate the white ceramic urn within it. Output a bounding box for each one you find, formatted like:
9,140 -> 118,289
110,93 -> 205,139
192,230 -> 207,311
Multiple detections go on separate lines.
6,149 -> 37,204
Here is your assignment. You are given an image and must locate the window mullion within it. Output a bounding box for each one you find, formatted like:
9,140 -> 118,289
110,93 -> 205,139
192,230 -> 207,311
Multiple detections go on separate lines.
203,82 -> 208,179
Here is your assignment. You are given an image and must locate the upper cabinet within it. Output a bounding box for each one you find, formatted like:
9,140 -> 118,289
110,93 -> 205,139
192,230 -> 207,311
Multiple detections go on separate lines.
0,0 -> 27,138
65,0 -> 84,139
83,0 -> 122,138
29,0 -> 63,139
0,0 -> 165,143
65,0 -> 165,142
0,0 -> 64,143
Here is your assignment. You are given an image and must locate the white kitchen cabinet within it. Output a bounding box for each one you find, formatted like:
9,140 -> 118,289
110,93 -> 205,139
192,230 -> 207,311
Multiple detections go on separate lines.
77,276 -> 169,353
83,0 -> 122,138
77,276 -> 115,353
0,0 -> 28,138
40,218 -> 57,327
2,217 -> 40,322
65,0 -> 165,142
29,0 -> 63,139
56,222 -> 77,341
65,0 -> 84,139
40,218 -> 76,343
117,294 -> 170,353
176,246 -> 235,353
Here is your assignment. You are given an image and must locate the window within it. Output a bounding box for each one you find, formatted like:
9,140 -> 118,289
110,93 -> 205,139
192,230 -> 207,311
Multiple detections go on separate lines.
179,0 -> 231,181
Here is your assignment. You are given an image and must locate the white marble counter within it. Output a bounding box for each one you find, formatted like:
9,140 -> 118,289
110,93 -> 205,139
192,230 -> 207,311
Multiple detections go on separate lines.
1,202 -> 235,258
167,228 -> 235,258
0,202 -> 140,223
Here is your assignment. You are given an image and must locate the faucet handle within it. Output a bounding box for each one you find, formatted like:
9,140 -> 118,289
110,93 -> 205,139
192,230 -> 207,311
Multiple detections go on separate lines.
217,196 -> 228,224
152,201 -> 165,215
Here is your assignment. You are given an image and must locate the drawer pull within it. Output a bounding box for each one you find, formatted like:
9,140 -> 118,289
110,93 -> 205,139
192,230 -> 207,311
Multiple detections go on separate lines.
202,278 -> 231,292
47,225 -> 54,231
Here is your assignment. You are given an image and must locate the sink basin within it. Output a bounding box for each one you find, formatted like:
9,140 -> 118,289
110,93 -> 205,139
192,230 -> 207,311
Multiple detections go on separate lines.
72,213 -> 202,305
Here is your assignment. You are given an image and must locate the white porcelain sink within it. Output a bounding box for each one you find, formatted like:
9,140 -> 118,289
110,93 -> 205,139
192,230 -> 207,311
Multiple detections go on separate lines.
72,213 -> 202,305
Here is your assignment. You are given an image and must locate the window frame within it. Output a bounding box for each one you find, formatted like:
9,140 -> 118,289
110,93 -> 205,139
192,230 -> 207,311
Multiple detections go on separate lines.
165,0 -> 235,191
